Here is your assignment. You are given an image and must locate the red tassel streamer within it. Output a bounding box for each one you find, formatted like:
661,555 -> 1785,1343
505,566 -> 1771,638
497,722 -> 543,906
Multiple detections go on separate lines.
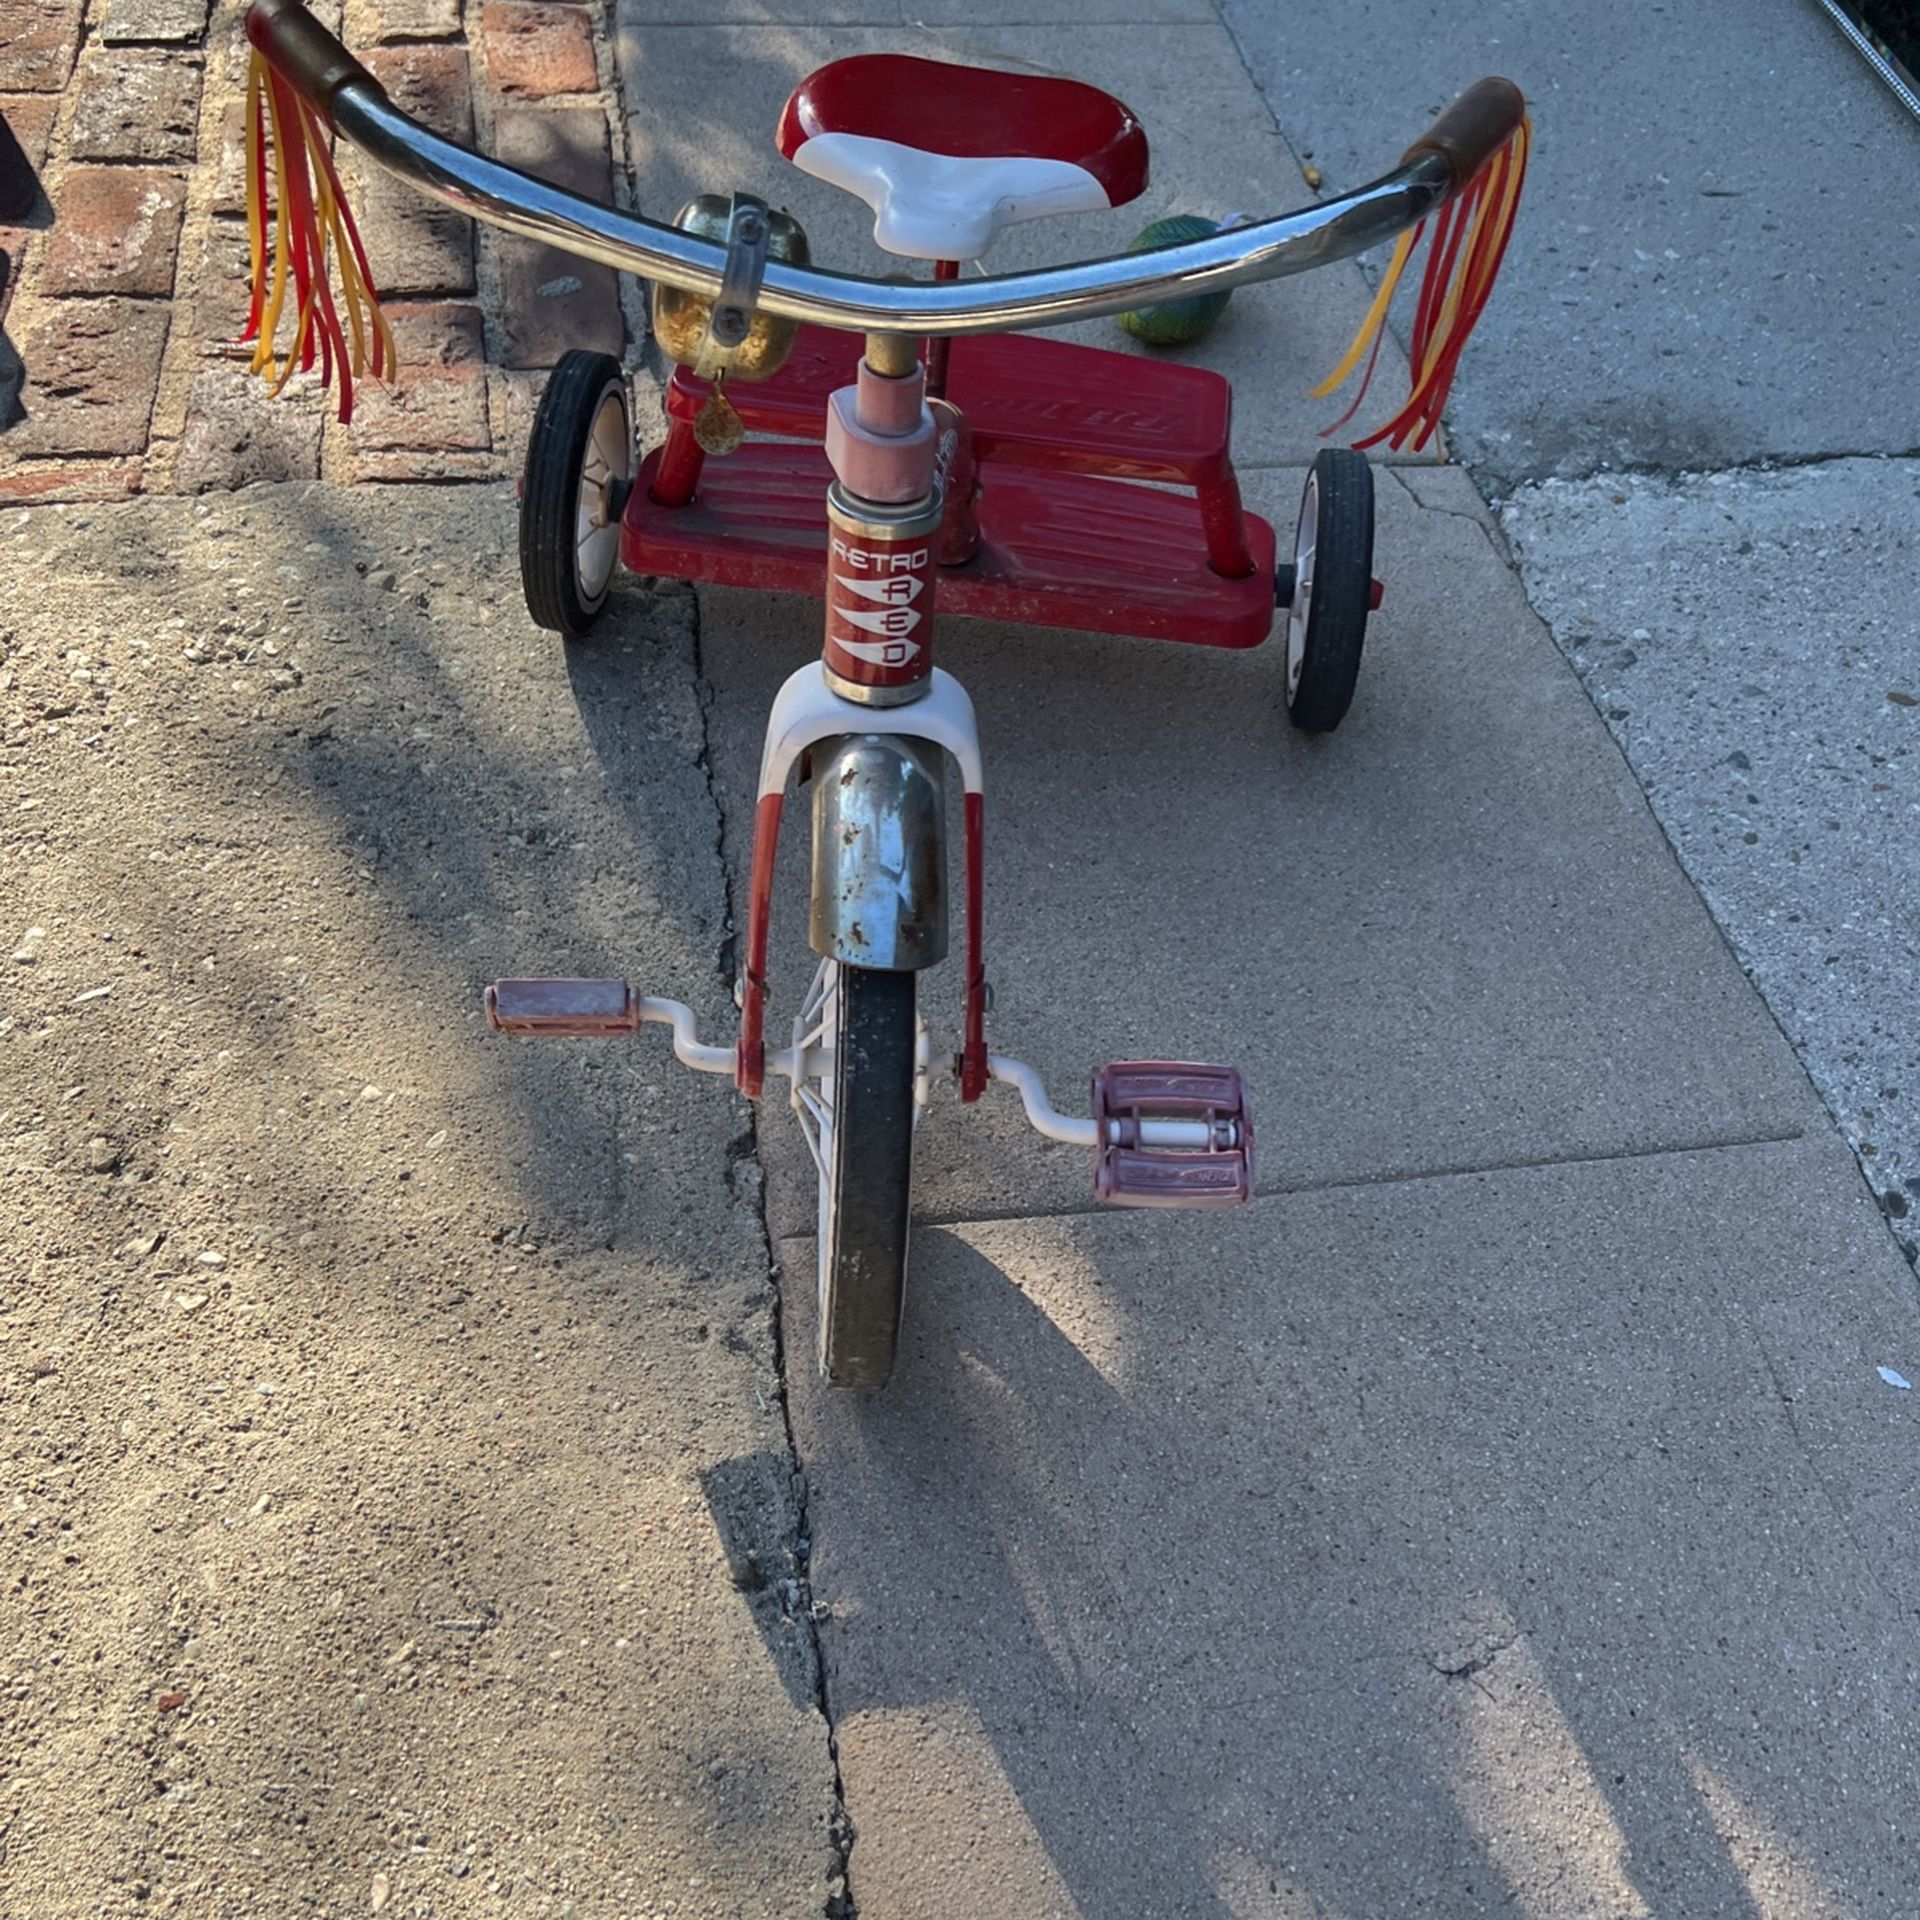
242,47 -> 394,423
1314,114 -> 1532,453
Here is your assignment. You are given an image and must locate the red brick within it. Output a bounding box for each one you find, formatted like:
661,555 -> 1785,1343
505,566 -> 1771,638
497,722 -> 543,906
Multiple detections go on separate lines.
336,45 -> 476,299
41,168 -> 187,297
195,215 -> 256,352
347,301 -> 491,480
0,216 -> 50,322
210,98 -> 248,219
344,0 -> 460,43
98,0 -> 211,46
4,299 -> 171,457
362,44 -> 475,139
345,171 -> 476,302
175,367 -> 325,491
0,459 -> 143,504
489,108 -> 622,369
68,52 -> 203,163
480,3 -> 596,99
0,2 -> 84,92
1,96 -> 61,220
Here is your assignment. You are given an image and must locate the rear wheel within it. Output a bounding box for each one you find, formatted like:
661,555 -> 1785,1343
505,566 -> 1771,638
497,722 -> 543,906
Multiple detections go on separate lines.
798,960 -> 917,1389
1282,447 -> 1374,733
519,350 -> 632,638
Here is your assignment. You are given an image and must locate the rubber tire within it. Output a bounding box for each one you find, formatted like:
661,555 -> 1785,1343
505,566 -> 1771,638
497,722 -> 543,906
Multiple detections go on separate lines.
1284,446 -> 1375,734
820,965 -> 917,1389
519,350 -> 629,639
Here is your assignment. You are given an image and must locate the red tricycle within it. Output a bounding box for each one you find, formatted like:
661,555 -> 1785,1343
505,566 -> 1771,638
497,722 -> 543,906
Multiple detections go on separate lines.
238,0 -> 1529,1385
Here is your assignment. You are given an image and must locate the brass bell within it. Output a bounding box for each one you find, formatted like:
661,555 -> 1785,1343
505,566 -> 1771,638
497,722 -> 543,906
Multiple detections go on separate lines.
651,194 -> 810,383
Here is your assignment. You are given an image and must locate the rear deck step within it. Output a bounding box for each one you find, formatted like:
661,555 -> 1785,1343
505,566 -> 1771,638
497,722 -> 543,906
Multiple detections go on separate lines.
623,441 -> 1277,650
667,323 -> 1239,484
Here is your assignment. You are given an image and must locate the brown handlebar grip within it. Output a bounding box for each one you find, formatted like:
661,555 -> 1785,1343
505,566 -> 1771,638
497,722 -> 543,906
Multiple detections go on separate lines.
245,0 -> 380,117
1401,77 -> 1526,188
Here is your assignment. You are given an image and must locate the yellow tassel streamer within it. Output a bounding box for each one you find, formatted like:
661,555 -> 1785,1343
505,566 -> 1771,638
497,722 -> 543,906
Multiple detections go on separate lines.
241,47 -> 394,422
1314,113 -> 1532,450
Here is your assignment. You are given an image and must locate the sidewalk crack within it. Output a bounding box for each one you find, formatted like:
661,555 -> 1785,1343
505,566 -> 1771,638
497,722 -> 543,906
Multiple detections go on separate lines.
1500,446 -> 1920,492
1382,463 -> 1514,566
686,588 -> 858,1920
909,1123 -> 1811,1229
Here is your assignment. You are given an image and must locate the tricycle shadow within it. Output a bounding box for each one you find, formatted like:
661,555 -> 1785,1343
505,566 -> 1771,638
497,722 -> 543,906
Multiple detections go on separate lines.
749,1217 -> 1800,1920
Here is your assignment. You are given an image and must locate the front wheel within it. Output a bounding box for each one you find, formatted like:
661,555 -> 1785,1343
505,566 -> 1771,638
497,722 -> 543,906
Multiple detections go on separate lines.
805,961 -> 916,1389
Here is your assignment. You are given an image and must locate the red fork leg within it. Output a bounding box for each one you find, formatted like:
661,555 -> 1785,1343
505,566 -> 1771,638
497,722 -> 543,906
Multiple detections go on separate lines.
932,398 -> 980,568
1197,465 -> 1256,579
736,791 -> 784,1097
959,790 -> 988,1102
924,260 -> 961,400
649,415 -> 707,508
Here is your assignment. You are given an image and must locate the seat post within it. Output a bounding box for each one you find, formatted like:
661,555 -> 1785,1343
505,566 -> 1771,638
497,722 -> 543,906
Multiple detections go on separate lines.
819,332 -> 943,707
864,330 -> 921,381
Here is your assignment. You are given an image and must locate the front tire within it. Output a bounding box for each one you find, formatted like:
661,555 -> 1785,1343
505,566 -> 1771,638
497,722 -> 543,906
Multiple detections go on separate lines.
1282,446 -> 1375,733
819,963 -> 916,1389
519,350 -> 632,639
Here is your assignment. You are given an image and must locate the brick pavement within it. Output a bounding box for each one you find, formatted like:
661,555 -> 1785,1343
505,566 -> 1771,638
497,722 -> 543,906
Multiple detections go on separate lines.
0,0 -> 629,502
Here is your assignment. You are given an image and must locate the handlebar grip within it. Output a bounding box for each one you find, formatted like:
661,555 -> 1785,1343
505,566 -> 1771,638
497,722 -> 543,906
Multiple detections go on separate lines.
1400,77 -> 1526,189
245,0 -> 379,116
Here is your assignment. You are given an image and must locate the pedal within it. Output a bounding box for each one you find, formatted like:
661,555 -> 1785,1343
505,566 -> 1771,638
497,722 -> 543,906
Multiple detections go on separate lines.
1091,1061 -> 1253,1209
486,978 -> 641,1037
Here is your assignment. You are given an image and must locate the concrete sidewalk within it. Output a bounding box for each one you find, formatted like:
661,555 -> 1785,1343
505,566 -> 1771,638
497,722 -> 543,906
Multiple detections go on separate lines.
3,0 -> 1918,1916
0,490 -> 842,1917
1221,0 -> 1920,1249
648,8 -> 1920,1916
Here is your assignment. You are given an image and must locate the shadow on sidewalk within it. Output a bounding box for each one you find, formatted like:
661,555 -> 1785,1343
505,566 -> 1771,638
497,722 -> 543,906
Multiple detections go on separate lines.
0,100 -> 52,432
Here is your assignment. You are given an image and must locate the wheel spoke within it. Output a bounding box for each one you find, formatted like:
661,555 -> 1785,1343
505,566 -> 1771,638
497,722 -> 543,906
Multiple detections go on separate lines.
794,1084 -> 831,1179
797,957 -> 835,1028
590,395 -> 632,488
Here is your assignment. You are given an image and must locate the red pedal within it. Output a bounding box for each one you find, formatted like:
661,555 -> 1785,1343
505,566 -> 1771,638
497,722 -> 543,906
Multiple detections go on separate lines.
486,978 -> 640,1037
1091,1062 -> 1253,1209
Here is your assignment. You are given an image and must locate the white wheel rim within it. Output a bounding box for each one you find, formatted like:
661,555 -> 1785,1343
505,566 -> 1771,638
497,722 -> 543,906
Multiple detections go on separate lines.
1285,470 -> 1319,704
574,385 -> 631,607
789,959 -> 840,1371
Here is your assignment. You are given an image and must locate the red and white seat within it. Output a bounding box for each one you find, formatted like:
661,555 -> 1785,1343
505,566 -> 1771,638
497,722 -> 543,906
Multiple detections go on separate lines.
775,53 -> 1149,263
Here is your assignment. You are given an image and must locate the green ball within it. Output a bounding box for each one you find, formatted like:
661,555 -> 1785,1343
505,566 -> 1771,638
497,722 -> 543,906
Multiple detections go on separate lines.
1117,214 -> 1235,347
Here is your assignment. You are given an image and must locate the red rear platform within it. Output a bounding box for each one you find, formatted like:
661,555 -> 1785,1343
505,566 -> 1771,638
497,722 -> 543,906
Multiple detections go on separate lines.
667,325 -> 1237,485
622,441 -> 1278,650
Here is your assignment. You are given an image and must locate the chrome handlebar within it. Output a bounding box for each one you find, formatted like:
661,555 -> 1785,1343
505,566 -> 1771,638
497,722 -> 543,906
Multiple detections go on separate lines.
331,84 -> 1456,338
248,0 -> 1512,341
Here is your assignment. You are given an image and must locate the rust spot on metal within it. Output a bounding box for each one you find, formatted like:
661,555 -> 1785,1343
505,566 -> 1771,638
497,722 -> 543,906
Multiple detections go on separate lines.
849,921 -> 867,946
